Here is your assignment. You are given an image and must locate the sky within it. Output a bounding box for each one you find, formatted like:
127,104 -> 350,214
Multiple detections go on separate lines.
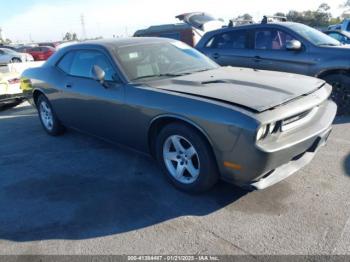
0,0 -> 347,43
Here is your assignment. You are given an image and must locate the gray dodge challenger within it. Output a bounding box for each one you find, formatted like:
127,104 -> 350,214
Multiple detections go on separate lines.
21,38 -> 337,193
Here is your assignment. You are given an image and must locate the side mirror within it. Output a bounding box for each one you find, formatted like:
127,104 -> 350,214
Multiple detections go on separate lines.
91,65 -> 106,84
286,40 -> 302,51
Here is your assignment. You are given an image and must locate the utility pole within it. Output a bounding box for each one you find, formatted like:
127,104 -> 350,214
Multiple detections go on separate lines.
81,14 -> 87,40
125,26 -> 128,37
0,27 -> 3,41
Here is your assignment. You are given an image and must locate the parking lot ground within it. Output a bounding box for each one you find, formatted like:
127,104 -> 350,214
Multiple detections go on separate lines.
0,102 -> 349,255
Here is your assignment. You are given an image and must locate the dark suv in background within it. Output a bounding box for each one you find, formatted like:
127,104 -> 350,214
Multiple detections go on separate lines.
196,18 -> 350,115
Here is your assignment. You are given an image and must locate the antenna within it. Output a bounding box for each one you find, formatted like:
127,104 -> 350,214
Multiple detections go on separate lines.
81,14 -> 87,40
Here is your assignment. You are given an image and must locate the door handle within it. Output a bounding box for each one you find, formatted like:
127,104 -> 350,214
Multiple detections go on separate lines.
254,56 -> 262,62
65,83 -> 73,88
212,53 -> 220,59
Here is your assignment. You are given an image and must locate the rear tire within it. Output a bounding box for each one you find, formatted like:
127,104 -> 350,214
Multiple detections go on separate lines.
11,58 -> 21,63
37,95 -> 65,136
155,123 -> 219,193
322,73 -> 350,115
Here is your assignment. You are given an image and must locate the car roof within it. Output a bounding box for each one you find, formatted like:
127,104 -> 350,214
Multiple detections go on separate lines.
45,37 -> 180,67
0,48 -> 16,53
69,37 -> 176,50
208,21 -> 302,34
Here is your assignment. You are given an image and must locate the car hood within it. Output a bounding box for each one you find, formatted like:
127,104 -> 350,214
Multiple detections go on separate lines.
148,67 -> 325,112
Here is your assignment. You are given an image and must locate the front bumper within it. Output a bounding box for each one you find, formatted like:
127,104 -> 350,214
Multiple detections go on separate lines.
249,127 -> 331,190
220,99 -> 337,189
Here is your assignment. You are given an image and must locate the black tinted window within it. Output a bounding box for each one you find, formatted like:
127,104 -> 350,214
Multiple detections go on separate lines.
255,29 -> 295,50
69,50 -> 116,81
328,32 -> 343,42
206,30 -> 247,49
57,51 -> 75,74
31,47 -> 41,52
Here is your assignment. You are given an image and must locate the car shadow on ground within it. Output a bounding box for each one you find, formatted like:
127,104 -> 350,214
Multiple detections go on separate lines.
345,154 -> 350,177
334,115 -> 350,125
0,100 -> 24,112
0,106 -> 249,242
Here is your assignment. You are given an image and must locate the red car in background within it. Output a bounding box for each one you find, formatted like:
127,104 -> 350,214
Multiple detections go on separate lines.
27,46 -> 55,61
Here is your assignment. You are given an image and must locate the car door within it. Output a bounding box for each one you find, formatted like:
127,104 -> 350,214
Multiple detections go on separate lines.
53,49 -> 127,143
252,28 -> 312,75
29,47 -> 41,60
202,29 -> 255,68
0,50 -> 11,64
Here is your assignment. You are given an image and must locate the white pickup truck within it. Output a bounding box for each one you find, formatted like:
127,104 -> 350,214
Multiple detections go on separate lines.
328,19 -> 350,31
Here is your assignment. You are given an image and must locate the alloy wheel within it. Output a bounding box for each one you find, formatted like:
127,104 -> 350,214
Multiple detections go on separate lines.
39,101 -> 54,131
163,135 -> 200,184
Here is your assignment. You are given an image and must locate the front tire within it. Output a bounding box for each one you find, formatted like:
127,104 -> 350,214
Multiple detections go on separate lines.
155,123 -> 219,193
37,95 -> 65,136
322,73 -> 350,115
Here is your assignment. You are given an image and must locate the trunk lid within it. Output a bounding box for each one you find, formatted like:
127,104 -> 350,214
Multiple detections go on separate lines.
176,12 -> 224,32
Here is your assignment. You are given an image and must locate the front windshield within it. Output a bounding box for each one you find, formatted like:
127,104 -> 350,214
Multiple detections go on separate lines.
288,23 -> 341,46
114,41 -> 218,81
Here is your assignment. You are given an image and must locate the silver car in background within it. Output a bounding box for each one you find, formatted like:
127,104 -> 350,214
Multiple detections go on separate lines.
22,38 -> 337,193
0,48 -> 34,65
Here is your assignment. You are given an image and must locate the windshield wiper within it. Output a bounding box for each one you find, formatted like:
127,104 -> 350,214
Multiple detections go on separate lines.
176,68 -> 213,75
132,73 -> 185,81
318,43 -> 340,46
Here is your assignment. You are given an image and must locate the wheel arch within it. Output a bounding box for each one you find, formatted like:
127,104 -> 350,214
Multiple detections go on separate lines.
316,68 -> 350,79
32,89 -> 46,106
147,114 -> 215,158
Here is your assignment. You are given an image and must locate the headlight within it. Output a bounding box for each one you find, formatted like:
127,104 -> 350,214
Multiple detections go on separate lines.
256,122 -> 278,141
256,125 -> 268,141
269,122 -> 276,133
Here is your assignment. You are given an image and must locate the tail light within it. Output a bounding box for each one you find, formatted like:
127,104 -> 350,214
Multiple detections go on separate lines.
8,78 -> 20,84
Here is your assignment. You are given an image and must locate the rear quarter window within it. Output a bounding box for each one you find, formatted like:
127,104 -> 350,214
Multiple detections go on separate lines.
57,51 -> 75,74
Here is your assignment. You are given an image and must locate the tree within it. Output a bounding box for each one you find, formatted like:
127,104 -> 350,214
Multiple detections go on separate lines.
285,4 -> 331,28
0,38 -> 12,45
72,33 -> 78,41
229,13 -> 254,26
63,32 -> 72,41
317,3 -> 331,13
343,0 -> 350,7
238,13 -> 253,21
274,12 -> 286,17
63,32 -> 78,41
